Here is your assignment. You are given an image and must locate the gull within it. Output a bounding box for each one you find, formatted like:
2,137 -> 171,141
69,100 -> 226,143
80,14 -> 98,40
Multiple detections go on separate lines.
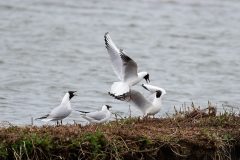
36,91 -> 77,124
77,105 -> 112,124
116,84 -> 166,116
104,32 -> 150,97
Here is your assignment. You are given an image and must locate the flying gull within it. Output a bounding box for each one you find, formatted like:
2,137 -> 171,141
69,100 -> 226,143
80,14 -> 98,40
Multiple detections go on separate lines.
104,32 -> 150,98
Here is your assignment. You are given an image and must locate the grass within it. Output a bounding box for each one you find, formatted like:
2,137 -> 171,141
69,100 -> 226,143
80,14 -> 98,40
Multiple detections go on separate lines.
1,103 -> 240,160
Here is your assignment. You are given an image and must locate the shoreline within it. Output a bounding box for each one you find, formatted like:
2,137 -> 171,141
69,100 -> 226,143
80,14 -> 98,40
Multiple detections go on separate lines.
1,106 -> 240,160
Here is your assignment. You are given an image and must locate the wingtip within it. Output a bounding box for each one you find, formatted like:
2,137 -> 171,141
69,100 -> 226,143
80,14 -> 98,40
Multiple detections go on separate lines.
104,32 -> 110,46
104,32 -> 109,38
142,84 -> 150,91
75,110 -> 90,114
35,114 -> 49,120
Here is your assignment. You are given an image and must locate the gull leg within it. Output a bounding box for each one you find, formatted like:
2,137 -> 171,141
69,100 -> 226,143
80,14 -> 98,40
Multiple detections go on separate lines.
143,114 -> 150,120
128,105 -> 132,118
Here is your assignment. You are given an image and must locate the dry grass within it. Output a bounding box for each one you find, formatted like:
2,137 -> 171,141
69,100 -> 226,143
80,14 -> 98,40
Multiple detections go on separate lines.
1,103 -> 240,160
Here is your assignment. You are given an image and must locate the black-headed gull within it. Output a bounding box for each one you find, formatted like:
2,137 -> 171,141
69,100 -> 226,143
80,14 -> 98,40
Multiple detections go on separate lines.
36,91 -> 76,124
115,84 -> 166,116
104,32 -> 150,97
77,105 -> 112,124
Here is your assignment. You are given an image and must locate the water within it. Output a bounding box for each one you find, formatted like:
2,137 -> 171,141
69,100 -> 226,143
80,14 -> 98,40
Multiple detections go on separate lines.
0,0 -> 240,125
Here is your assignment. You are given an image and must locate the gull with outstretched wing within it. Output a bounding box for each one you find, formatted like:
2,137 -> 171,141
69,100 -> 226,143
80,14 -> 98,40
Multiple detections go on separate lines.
104,32 -> 150,97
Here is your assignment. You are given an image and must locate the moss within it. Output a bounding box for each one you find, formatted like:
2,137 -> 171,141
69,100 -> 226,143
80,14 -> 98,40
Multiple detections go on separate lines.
82,131 -> 107,159
0,144 -> 8,159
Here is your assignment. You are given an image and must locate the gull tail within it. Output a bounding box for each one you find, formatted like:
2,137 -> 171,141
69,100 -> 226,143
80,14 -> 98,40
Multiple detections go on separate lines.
108,92 -> 131,101
41,118 -> 53,122
110,82 -> 130,96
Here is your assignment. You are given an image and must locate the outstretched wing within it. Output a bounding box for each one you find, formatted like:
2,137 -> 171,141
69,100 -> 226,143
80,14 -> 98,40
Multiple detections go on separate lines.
120,50 -> 138,83
104,32 -> 123,80
129,90 -> 151,113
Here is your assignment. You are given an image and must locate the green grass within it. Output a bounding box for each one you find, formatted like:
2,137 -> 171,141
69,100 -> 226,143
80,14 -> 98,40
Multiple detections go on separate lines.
0,104 -> 240,160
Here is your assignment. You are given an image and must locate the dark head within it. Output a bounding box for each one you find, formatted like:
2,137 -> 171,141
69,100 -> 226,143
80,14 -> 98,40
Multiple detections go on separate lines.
68,91 -> 77,99
144,74 -> 150,83
156,90 -> 162,98
105,105 -> 112,110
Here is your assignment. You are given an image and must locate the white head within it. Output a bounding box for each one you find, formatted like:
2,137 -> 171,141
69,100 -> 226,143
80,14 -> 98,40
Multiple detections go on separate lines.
138,72 -> 150,83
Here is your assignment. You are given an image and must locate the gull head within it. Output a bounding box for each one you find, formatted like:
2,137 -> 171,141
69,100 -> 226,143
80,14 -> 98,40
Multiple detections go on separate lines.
102,105 -> 112,111
68,91 -> 77,99
138,72 -> 150,83
144,73 -> 150,83
105,105 -> 112,110
156,89 -> 166,98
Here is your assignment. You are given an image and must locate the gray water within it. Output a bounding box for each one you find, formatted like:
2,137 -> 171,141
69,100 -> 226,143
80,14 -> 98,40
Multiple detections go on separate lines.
0,0 -> 240,125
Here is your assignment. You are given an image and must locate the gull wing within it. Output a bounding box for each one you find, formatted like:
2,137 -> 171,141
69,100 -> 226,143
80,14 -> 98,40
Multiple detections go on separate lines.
48,105 -> 71,120
120,50 -> 138,83
104,32 -> 123,81
147,93 -> 156,103
130,90 -> 152,113
86,111 -> 107,121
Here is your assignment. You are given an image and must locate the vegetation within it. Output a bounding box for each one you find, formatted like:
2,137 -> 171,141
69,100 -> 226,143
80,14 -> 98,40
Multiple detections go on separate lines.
0,103 -> 240,160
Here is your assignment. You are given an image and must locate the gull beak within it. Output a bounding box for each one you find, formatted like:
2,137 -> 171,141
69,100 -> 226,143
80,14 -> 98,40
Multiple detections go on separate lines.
73,91 -> 77,96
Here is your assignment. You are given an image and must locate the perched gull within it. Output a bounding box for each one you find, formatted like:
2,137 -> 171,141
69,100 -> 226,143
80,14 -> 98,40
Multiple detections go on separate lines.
77,105 -> 112,124
36,91 -> 77,124
116,84 -> 166,116
104,32 -> 150,97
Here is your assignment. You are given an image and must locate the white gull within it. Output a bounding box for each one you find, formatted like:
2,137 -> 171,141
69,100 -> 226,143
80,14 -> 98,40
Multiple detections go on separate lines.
36,91 -> 76,124
116,84 -> 166,116
77,105 -> 112,124
104,32 -> 150,97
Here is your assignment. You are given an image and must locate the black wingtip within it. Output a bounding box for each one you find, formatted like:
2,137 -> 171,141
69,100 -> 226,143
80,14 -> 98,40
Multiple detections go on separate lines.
120,52 -> 131,62
142,84 -> 150,91
104,32 -> 109,37
35,114 -> 49,120
104,32 -> 110,46
75,110 -> 90,114
108,92 -> 130,101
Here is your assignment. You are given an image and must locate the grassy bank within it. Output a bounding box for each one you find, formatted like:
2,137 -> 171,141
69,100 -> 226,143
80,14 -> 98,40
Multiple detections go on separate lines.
1,106 -> 240,160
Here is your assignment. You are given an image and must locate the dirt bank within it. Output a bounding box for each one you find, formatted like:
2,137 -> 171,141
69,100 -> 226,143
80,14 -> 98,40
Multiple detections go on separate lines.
0,107 -> 240,160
